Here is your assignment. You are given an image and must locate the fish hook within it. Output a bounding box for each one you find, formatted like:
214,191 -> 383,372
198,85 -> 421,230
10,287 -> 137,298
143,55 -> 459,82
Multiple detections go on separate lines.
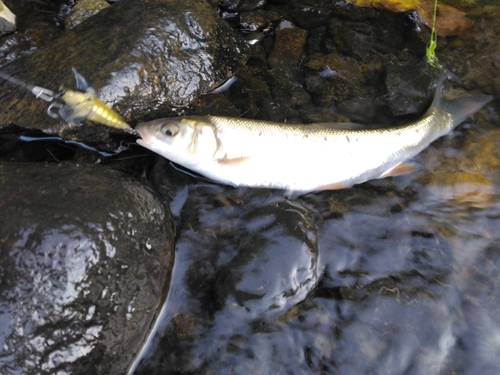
46,102 -> 64,119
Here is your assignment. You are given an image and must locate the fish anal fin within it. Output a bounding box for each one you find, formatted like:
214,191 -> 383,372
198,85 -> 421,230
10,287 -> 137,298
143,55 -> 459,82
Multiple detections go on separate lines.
381,162 -> 419,178
217,156 -> 250,166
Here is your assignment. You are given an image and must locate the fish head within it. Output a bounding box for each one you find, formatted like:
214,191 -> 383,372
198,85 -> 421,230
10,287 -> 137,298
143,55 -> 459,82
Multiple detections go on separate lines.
135,117 -> 218,167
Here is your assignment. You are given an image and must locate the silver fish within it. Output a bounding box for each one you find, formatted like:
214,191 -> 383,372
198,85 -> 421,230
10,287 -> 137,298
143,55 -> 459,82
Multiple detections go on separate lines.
135,76 -> 492,194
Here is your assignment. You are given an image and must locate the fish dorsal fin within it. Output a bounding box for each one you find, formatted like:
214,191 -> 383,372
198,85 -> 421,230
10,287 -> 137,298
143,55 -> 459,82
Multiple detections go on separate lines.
71,67 -> 91,92
314,122 -> 366,130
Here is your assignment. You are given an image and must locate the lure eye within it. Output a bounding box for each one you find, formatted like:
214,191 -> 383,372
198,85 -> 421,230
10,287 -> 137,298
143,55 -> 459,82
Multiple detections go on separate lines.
161,123 -> 179,137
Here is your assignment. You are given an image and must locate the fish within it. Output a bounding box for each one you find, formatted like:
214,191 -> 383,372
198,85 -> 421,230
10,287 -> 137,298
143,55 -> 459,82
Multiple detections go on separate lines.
135,75 -> 493,194
58,67 -> 130,130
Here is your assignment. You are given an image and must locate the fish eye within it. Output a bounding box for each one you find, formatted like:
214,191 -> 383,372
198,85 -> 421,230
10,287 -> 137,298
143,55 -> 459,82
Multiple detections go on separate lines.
161,123 -> 179,137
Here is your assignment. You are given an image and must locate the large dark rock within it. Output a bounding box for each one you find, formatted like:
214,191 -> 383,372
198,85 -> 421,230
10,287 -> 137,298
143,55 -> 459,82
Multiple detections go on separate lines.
0,0 -> 247,142
0,162 -> 175,375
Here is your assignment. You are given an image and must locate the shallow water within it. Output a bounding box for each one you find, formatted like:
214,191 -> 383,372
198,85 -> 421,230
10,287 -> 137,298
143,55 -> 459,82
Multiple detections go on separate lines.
131,106 -> 500,373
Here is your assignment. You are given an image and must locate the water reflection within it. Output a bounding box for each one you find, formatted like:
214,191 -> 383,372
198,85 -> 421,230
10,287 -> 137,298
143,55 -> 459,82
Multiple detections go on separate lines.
134,123 -> 500,373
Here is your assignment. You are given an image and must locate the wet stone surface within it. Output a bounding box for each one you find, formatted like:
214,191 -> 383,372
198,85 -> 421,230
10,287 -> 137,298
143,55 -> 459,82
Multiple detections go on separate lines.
0,162 -> 174,375
0,1 -> 66,67
65,0 -> 111,30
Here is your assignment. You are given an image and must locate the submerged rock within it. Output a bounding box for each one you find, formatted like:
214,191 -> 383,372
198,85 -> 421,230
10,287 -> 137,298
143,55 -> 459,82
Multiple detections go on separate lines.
267,20 -> 308,68
384,61 -> 436,116
0,0 -> 247,143
132,186 -> 320,373
0,162 -> 175,375
303,52 -> 363,106
65,0 -> 111,30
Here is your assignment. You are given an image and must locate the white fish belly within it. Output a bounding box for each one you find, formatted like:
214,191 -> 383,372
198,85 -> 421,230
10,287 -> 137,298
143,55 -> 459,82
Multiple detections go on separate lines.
196,126 -> 433,192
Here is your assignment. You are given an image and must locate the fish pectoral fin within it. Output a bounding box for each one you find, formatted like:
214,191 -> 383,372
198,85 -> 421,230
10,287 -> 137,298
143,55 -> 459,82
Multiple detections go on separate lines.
381,162 -> 419,178
216,155 -> 250,165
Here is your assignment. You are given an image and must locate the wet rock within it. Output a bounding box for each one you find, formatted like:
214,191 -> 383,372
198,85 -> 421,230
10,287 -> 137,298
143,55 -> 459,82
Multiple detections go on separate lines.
415,126 -> 500,209
185,93 -> 241,117
0,1 -> 65,68
220,0 -> 267,12
65,0 -> 111,30
337,93 -> 379,122
450,5 -> 500,96
0,33 -> 37,68
180,188 -> 319,317
259,66 -> 312,122
290,4 -> 332,30
418,170 -> 494,209
228,65 -> 273,118
331,0 -> 380,21
298,100 -> 345,123
329,10 -> 427,60
303,52 -> 363,105
267,19 -> 308,68
239,9 -> 280,33
241,20 -> 310,122
461,129 -> 500,172
244,37 -> 270,67
304,26 -> 335,55
0,0 -> 247,143
384,62 -> 436,116
0,162 -> 175,375
0,133 -> 81,163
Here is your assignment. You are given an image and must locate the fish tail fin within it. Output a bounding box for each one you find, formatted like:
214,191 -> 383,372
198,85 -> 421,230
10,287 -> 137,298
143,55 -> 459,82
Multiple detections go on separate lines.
432,73 -> 493,128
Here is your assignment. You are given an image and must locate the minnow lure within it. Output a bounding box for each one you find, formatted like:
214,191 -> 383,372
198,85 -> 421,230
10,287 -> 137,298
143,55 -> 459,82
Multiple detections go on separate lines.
56,67 -> 130,130
0,67 -> 131,130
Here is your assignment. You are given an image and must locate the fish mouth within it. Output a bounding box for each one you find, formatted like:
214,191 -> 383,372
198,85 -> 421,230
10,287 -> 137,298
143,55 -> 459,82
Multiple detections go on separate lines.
134,123 -> 149,147
134,123 -> 146,136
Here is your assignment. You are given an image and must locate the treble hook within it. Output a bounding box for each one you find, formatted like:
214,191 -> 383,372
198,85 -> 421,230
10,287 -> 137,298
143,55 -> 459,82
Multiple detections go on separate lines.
47,102 -> 64,119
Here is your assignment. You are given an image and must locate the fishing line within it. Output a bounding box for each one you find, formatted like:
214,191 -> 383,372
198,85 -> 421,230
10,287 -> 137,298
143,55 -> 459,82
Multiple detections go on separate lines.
0,70 -> 56,101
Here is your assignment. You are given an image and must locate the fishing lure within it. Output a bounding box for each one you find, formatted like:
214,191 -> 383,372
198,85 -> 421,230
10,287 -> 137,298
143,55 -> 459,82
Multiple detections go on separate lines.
0,67 -> 131,130
56,67 -> 130,130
